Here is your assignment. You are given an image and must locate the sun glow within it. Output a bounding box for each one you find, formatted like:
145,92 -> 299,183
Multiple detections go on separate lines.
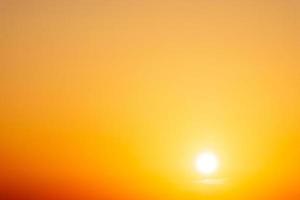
196,151 -> 219,176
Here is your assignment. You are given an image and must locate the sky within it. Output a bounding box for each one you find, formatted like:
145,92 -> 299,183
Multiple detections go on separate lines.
1,0 -> 300,199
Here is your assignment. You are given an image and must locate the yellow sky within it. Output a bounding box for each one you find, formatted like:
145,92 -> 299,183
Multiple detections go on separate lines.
1,0 -> 300,199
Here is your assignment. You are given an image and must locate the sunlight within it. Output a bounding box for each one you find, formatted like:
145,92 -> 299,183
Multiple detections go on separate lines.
196,151 -> 219,176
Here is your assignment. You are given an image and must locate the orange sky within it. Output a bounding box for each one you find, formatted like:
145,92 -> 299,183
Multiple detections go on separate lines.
1,0 -> 300,199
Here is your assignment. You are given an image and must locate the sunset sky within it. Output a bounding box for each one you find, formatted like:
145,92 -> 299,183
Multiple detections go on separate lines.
1,0 -> 300,199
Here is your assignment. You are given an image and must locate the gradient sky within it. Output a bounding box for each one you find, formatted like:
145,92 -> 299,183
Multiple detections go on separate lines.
1,0 -> 300,199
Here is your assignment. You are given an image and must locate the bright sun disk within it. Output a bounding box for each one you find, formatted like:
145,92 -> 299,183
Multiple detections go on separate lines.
196,151 -> 219,175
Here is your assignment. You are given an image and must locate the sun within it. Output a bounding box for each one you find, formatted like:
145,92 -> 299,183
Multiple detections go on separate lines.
195,151 -> 219,175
